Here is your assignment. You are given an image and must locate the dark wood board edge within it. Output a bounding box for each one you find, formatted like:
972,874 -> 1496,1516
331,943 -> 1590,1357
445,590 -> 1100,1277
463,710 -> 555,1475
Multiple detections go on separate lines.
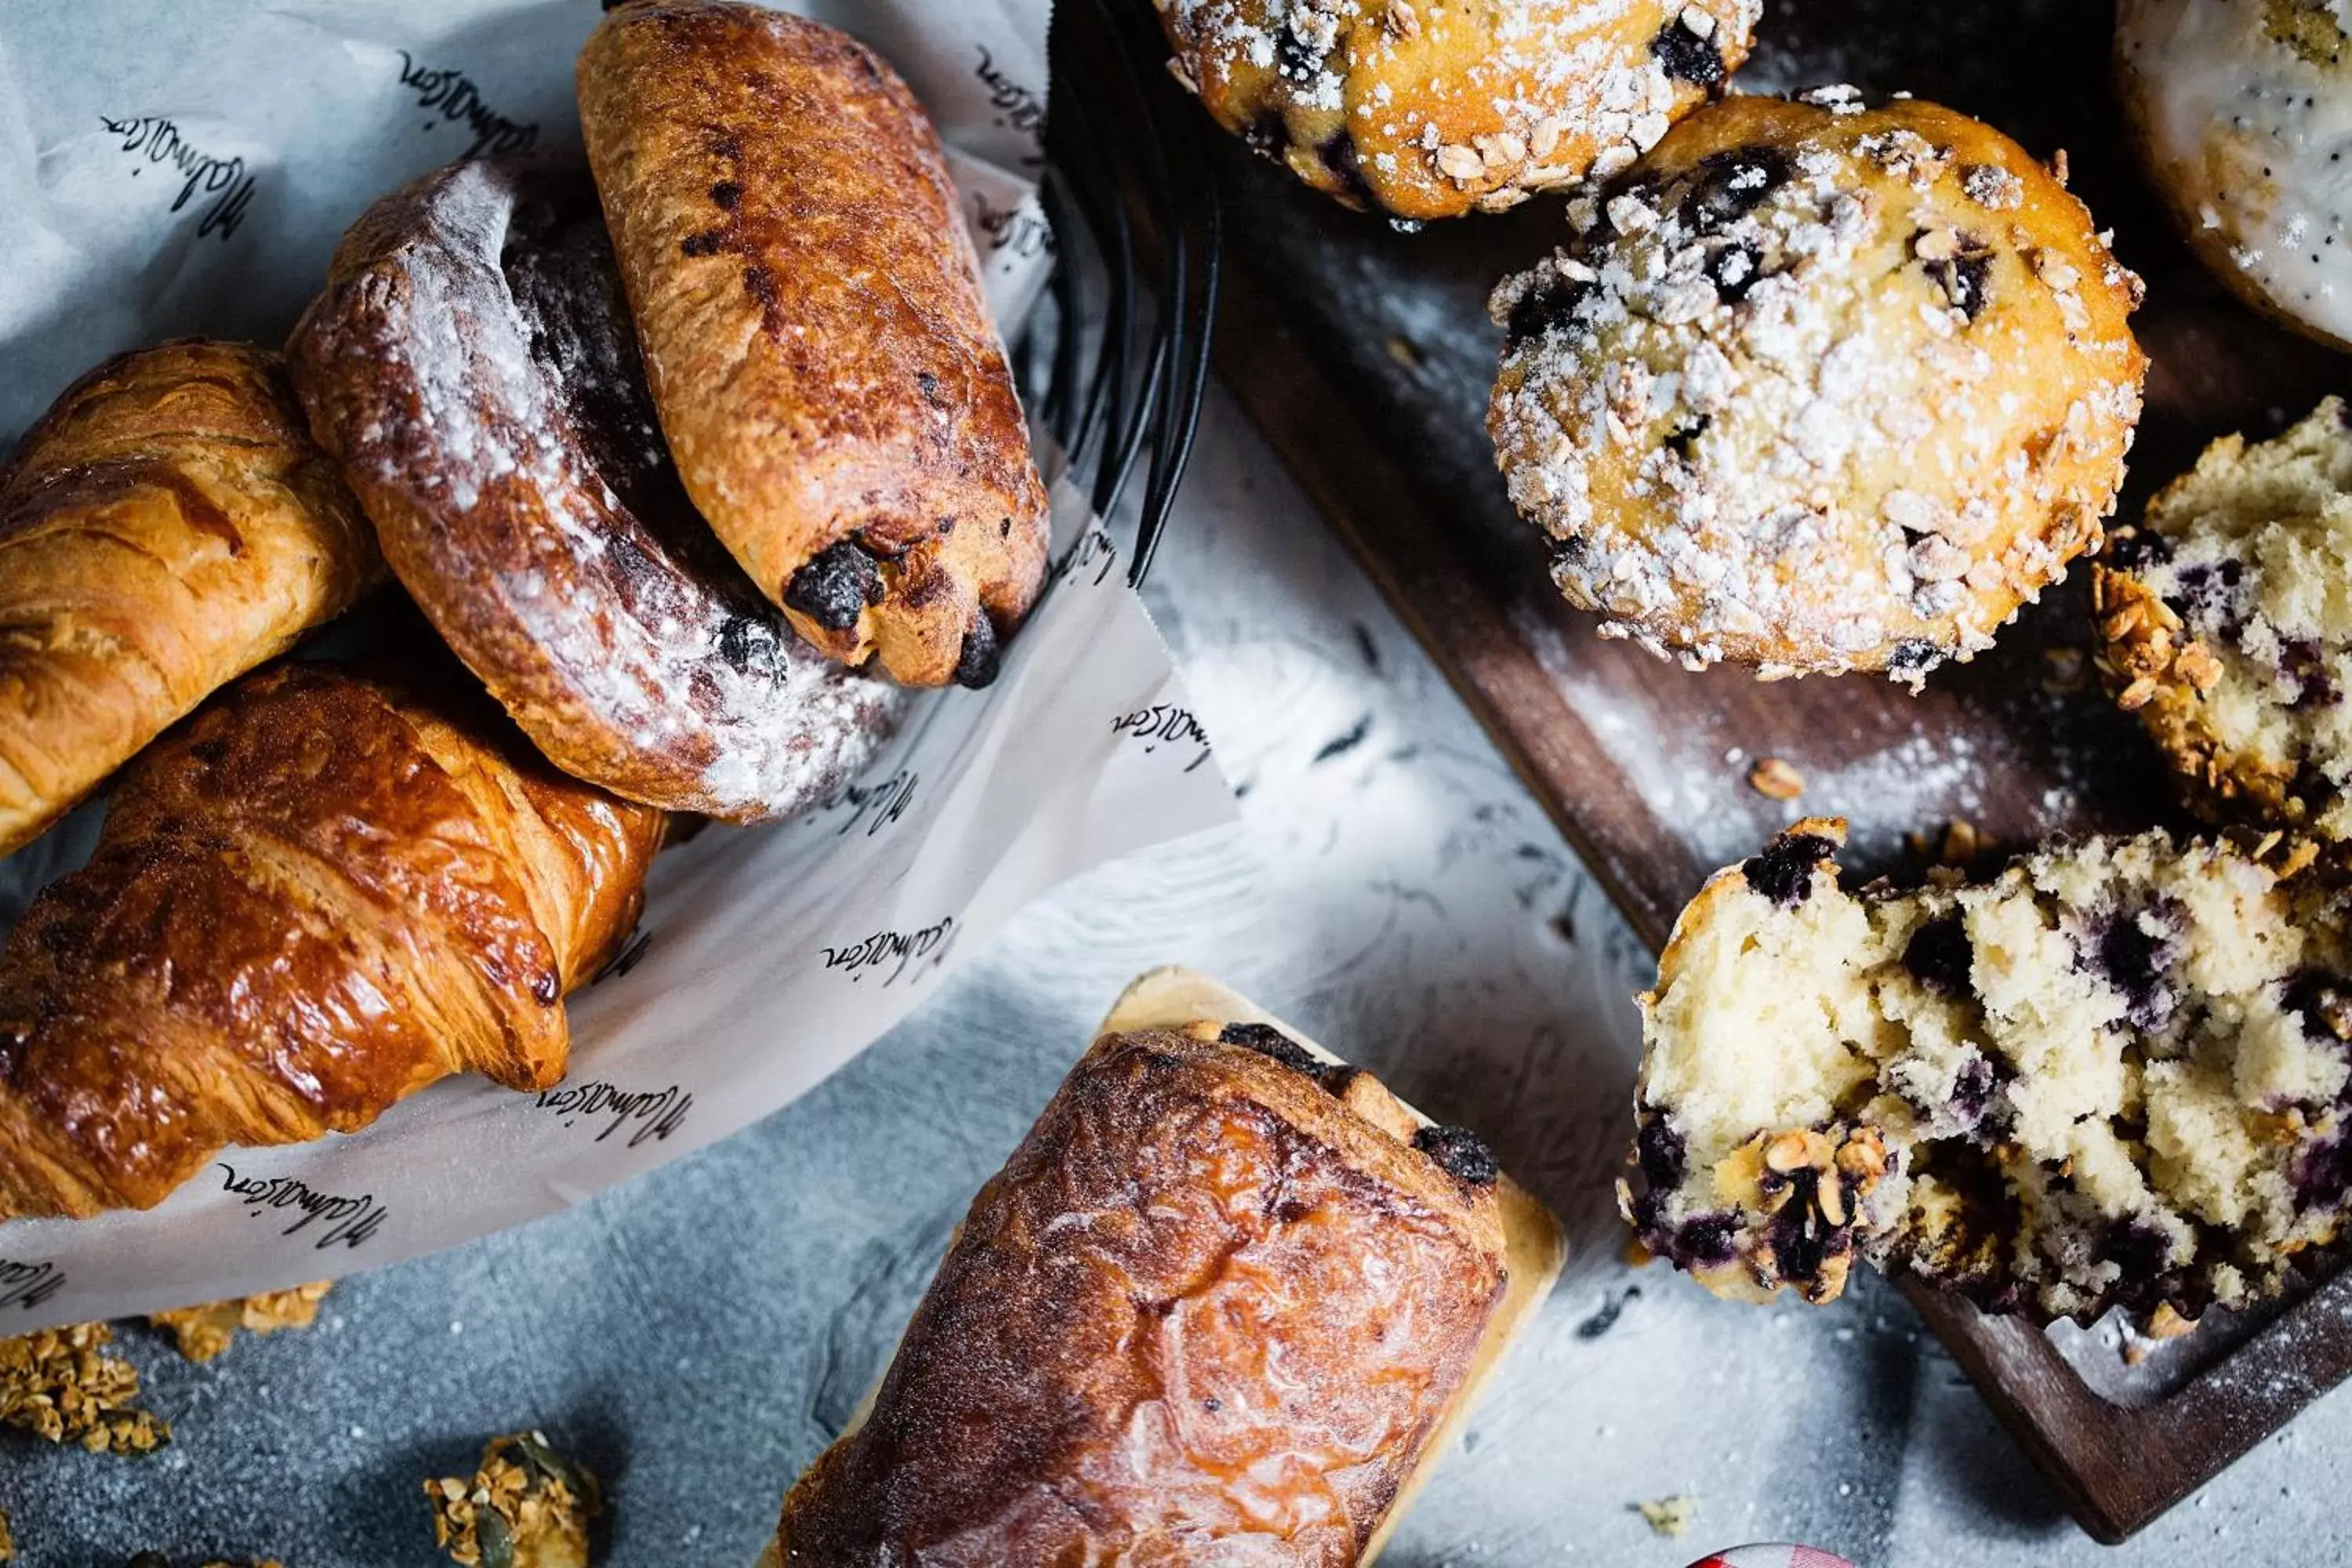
1212,264 -> 2352,1544
1210,278 -> 1691,956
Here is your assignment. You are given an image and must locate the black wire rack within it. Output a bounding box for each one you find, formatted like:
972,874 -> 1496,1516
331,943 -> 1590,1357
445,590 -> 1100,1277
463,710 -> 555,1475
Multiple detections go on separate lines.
1024,0 -> 1223,589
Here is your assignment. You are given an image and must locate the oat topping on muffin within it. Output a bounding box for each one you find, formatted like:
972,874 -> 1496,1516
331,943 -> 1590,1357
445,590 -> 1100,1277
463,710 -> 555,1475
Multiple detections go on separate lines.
1625,820 -> 2352,1322
1489,93 -> 2147,684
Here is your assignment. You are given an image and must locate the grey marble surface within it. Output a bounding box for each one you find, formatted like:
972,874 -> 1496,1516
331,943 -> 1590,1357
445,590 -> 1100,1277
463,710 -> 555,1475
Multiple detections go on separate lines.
1,393 -> 2335,1566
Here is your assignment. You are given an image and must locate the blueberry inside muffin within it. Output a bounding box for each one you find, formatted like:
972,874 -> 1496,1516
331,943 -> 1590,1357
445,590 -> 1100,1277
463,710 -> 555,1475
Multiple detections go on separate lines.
1624,818 -> 2352,1322
2096,398 -> 2352,838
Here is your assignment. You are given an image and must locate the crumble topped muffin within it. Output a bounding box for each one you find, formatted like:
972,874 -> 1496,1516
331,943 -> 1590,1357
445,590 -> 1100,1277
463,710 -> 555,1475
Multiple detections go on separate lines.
1489,93 -> 2147,684
2118,0 -> 2352,350
2096,400 -> 2352,838
1154,0 -> 1760,220
1624,819 -> 2352,1322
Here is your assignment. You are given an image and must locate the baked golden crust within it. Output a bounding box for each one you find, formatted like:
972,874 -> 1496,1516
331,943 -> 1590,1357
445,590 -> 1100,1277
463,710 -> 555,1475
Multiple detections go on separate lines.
577,0 -> 1050,688
0,340 -> 379,856
288,157 -> 903,821
778,1023 -> 1507,1564
1487,95 -> 2147,682
1160,0 -> 1760,220
0,662 -> 665,1220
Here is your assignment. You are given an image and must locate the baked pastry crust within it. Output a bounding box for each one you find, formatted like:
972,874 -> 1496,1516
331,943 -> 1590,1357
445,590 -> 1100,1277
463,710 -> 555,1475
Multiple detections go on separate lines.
1160,0 -> 1761,221
777,1022 -> 1511,1563
1488,93 -> 2147,683
577,0 -> 1050,688
288,157 -> 902,821
2094,399 -> 2352,838
1626,818 -> 2352,1323
0,340 -> 378,855
0,662 -> 665,1220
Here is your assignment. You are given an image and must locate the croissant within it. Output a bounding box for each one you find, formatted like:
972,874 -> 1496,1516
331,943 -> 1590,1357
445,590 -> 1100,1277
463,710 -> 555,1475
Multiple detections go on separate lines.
0,661 -> 666,1220
0,339 -> 379,855
578,0 -> 1051,688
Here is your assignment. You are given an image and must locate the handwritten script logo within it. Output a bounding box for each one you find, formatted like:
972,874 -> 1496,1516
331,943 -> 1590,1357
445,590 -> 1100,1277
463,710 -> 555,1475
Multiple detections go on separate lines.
1054,526 -> 1118,590
820,916 -> 956,985
397,51 -> 537,158
100,115 -> 256,241
823,768 -> 918,838
974,46 -> 1046,164
0,1258 -> 65,1312
216,1164 -> 388,1250
535,1080 -> 694,1149
1111,704 -> 1214,772
972,191 -> 1052,260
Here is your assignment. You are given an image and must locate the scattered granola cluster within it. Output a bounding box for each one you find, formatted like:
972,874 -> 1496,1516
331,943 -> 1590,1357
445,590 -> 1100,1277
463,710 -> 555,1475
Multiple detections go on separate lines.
0,1504 -> 13,1563
1489,91 -> 2147,684
2096,399 -> 2352,838
0,1323 -> 169,1454
150,1283 -> 332,1364
426,1432 -> 599,1568
1153,0 -> 1760,219
1626,819 -> 2352,1322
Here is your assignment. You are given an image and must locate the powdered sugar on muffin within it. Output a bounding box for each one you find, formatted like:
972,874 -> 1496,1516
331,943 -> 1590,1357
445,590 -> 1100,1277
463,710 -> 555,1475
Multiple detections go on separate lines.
1488,93 -> 2147,684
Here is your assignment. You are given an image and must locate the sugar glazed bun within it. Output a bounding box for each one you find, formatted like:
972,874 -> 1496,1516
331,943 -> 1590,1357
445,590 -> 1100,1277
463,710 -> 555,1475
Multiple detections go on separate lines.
1156,0 -> 1761,220
778,1021 -> 1509,1561
0,340 -> 378,855
2118,0 -> 2352,351
288,158 -> 903,822
577,0 -> 1050,689
1488,93 -> 2148,684
2096,400 -> 2352,838
1625,819 -> 2352,1323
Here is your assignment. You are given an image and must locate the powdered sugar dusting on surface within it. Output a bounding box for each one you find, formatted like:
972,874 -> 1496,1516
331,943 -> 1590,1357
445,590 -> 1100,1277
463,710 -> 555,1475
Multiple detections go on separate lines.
303,159 -> 904,821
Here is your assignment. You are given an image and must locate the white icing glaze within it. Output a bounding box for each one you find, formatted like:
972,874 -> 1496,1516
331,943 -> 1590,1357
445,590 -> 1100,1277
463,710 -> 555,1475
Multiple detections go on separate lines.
2118,0 -> 2352,345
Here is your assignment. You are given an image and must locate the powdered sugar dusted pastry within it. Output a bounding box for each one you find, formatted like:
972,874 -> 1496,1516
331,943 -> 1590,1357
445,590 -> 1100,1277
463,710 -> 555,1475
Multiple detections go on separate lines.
2118,0 -> 2352,350
1489,93 -> 2147,684
1157,0 -> 1760,221
2096,400 -> 2352,838
1625,820 -> 2352,1323
289,158 -> 902,822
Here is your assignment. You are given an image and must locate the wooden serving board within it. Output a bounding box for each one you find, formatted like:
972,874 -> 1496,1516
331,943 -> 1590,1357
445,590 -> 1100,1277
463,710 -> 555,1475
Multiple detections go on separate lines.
1181,0 -> 2352,1544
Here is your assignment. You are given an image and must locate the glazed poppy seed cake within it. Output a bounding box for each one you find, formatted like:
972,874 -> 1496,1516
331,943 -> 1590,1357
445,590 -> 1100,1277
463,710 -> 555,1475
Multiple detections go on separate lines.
2118,0 -> 2352,351
1155,0 -> 1760,220
1487,92 -> 2147,684
1624,819 -> 2352,1323
2096,401 -> 2352,839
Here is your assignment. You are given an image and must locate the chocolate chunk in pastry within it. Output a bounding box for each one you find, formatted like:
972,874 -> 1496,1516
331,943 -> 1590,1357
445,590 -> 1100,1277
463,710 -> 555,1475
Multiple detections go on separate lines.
577,1 -> 1051,688
776,1010 -> 1552,1563
288,156 -> 902,821
0,662 -> 665,1221
0,339 -> 379,857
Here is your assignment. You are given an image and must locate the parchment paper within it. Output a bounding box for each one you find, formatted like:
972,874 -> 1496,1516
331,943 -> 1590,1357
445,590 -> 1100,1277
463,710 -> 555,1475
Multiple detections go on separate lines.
0,0 -> 1237,1333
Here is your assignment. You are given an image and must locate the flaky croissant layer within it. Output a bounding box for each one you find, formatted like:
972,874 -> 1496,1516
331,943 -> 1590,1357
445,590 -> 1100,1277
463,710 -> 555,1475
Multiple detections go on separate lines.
0,662 -> 664,1221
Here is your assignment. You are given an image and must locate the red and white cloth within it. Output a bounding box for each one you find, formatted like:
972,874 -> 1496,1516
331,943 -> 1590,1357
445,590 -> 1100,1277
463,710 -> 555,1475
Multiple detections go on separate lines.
1688,1548 -> 1855,1568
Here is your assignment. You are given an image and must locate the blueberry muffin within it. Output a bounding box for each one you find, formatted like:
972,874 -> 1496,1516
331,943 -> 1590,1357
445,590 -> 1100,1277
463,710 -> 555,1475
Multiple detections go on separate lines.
1154,0 -> 1759,220
1488,93 -> 2148,684
2096,401 -> 2352,840
2118,0 -> 2352,351
1624,819 -> 2352,1322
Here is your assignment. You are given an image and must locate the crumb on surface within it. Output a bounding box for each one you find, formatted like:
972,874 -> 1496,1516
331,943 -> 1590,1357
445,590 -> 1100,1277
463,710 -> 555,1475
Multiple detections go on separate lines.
0,1504 -> 13,1563
151,1282 -> 332,1364
1747,755 -> 1806,800
0,1323 -> 169,1454
426,1431 -> 599,1568
1635,1493 -> 1697,1536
